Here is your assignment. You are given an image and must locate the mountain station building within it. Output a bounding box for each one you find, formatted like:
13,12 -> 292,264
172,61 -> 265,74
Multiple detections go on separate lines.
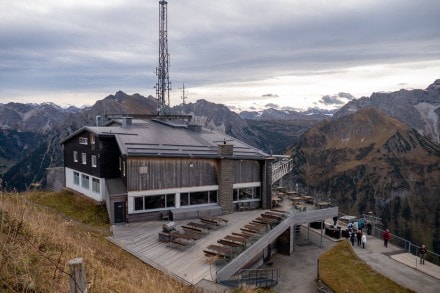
60,116 -> 274,224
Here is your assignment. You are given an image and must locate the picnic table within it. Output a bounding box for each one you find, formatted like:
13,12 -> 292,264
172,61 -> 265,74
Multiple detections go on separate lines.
303,195 -> 314,204
187,221 -> 216,232
291,196 -> 303,203
295,204 -> 307,211
262,212 -> 284,220
315,201 -> 331,209
253,217 -> 278,225
200,216 -> 228,226
204,244 -> 233,258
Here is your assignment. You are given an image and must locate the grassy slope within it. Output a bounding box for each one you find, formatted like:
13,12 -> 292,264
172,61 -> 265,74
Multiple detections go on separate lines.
0,191 -> 197,293
319,240 -> 414,293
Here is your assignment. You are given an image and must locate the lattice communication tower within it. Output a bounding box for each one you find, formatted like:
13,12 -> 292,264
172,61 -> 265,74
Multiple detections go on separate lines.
155,0 -> 171,115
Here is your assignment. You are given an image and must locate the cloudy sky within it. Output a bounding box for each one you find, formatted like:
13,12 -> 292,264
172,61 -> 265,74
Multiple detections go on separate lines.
1,0 -> 439,111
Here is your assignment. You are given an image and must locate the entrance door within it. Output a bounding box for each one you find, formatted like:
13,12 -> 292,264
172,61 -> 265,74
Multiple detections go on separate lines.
114,201 -> 126,223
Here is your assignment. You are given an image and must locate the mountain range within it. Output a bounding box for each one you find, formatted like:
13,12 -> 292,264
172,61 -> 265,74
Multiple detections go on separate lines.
1,79 -> 439,252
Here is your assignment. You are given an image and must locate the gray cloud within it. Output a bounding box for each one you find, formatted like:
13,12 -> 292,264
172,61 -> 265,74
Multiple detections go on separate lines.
262,94 -> 279,98
319,92 -> 357,106
265,103 -> 279,109
1,0 -> 439,105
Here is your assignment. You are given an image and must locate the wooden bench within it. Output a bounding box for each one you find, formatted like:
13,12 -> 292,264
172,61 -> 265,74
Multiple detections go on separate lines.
187,221 -> 216,233
182,225 -> 206,239
204,244 -> 233,259
217,239 -> 242,248
169,238 -> 187,249
224,235 -> 247,245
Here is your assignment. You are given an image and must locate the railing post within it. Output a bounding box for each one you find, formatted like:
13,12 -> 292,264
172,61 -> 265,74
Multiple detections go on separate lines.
68,258 -> 87,293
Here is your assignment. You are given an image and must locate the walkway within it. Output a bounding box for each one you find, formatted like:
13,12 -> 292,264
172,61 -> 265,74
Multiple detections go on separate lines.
352,234 -> 440,293
261,225 -> 440,293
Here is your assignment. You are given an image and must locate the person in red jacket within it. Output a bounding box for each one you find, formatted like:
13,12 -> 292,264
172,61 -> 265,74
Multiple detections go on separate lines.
383,229 -> 391,247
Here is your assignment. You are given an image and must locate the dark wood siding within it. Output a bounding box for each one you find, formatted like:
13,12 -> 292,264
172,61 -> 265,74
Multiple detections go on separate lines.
126,157 -> 217,192
98,136 -> 120,178
233,160 -> 261,183
63,131 -> 119,178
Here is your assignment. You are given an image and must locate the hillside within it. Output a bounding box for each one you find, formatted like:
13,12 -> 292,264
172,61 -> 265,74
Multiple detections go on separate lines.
288,107 -> 440,252
0,191 -> 196,292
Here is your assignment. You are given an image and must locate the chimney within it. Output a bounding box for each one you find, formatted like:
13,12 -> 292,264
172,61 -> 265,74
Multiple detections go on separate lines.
121,117 -> 132,127
218,143 -> 233,156
95,115 -> 101,127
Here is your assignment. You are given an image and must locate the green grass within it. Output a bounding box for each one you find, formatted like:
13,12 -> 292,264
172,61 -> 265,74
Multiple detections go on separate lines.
319,240 -> 414,293
27,190 -> 109,229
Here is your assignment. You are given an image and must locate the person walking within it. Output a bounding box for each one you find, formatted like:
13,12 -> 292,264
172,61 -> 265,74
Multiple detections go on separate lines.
357,229 -> 363,246
420,244 -> 427,264
366,222 -> 372,235
383,229 -> 391,247
350,231 -> 355,246
361,234 -> 367,249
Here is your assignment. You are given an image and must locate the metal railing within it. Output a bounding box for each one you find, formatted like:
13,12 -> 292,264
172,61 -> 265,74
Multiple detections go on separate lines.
372,227 -> 440,266
238,268 -> 280,288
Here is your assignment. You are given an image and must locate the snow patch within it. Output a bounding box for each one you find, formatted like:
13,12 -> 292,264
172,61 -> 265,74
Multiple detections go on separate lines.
415,103 -> 440,143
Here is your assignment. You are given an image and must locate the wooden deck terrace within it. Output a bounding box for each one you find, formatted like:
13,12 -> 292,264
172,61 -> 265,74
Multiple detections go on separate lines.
108,209 -> 264,285
108,204 -> 338,286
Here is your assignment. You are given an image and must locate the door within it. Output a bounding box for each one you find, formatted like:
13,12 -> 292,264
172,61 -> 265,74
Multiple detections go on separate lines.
114,201 -> 126,223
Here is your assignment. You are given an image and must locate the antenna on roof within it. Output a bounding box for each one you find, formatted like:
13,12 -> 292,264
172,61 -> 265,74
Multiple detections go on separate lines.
181,83 -> 187,105
155,0 -> 171,115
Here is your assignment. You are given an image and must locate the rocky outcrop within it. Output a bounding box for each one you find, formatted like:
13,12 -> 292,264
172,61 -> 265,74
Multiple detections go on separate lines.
334,79 -> 440,143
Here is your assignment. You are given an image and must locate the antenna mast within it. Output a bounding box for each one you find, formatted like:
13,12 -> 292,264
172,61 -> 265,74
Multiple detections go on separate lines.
156,0 -> 171,115
181,83 -> 187,105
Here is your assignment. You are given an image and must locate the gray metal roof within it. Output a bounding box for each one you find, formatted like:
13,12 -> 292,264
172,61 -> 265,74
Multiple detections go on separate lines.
64,119 -> 269,160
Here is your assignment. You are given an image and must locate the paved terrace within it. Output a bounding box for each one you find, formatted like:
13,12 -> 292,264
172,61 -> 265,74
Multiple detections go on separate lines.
268,219 -> 440,292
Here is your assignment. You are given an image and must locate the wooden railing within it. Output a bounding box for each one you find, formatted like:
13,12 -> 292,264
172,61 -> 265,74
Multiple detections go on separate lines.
272,158 -> 293,184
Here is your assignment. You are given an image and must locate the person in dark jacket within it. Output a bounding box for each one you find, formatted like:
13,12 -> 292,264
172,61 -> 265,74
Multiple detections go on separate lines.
420,244 -> 427,264
350,231 -> 355,246
366,222 -> 372,235
357,229 -> 363,246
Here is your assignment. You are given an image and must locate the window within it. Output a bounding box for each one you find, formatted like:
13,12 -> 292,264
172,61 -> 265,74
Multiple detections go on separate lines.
180,193 -> 189,206
134,197 -> 144,211
209,190 -> 218,203
118,157 -> 122,170
122,161 -> 126,176
73,171 -> 80,185
134,194 -> 175,211
90,134 -> 95,144
73,151 -> 78,162
81,153 -> 87,165
81,174 -> 89,189
92,178 -> 100,193
91,155 -> 97,167
79,137 -> 88,145
233,186 -> 261,201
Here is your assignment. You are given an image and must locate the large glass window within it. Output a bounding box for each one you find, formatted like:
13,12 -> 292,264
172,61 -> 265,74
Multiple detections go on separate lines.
233,186 -> 261,201
134,194 -> 176,211
180,193 -> 189,206
73,171 -> 80,185
209,190 -> 218,203
81,174 -> 89,189
190,191 -> 209,205
134,197 -> 144,211
92,178 -> 100,193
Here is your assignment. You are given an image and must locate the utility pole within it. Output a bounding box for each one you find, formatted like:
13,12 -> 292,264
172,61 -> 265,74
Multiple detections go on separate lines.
155,0 -> 171,115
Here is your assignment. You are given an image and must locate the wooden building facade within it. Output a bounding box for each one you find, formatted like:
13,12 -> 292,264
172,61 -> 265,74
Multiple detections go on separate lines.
61,117 -> 272,224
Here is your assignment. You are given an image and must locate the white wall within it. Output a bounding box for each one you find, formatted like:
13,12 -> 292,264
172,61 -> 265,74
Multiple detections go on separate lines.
65,167 -> 105,202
